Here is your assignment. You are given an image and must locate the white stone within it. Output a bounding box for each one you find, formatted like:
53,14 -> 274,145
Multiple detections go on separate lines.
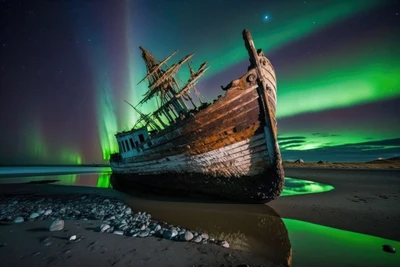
221,240 -> 230,248
13,217 -> 24,223
49,220 -> 64,232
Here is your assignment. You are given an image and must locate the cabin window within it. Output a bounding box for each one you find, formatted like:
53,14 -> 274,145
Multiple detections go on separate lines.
129,138 -> 135,150
135,141 -> 139,149
125,140 -> 130,151
121,141 -> 126,152
139,134 -> 145,143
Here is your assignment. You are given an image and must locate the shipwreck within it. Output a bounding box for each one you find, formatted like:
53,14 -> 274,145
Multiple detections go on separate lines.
110,29 -> 285,203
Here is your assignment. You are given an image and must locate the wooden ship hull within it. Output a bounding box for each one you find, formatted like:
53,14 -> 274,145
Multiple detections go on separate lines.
110,29 -> 284,203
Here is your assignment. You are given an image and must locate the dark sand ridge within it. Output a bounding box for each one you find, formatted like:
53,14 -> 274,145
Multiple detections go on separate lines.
270,167 -> 400,241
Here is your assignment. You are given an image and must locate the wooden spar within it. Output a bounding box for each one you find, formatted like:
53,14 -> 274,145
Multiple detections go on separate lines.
148,53 -> 194,90
175,66 -> 209,98
188,62 -> 205,104
242,29 -> 281,166
137,49 -> 178,85
137,53 -> 194,106
124,100 -> 162,131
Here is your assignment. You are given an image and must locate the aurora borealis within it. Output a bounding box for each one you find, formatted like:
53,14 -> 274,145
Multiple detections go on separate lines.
0,0 -> 399,164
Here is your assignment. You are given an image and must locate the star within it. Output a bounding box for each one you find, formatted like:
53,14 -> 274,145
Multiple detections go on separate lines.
264,15 -> 269,20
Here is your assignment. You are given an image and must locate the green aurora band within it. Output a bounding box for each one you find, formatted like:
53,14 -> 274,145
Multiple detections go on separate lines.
94,0 -> 398,160
205,0 -> 387,78
26,118 -> 82,164
277,35 -> 400,118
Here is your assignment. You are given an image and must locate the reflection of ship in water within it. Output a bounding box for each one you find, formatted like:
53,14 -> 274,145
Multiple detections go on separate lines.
111,173 -> 292,266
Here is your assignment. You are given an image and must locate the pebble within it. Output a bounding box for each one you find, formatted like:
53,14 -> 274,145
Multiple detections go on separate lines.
192,235 -> 202,243
13,217 -> 24,223
163,229 -> 178,239
138,229 -> 150,238
113,231 -> 124,235
382,244 -> 396,253
44,209 -> 52,215
49,219 -> 64,231
100,224 -> 110,233
201,233 -> 209,240
184,231 -> 194,241
0,194 -> 227,249
221,240 -> 230,248
29,212 -> 40,219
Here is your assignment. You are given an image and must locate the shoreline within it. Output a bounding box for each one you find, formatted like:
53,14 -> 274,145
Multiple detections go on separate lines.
271,167 -> 400,241
282,162 -> 400,169
0,185 -> 282,267
1,167 -> 399,266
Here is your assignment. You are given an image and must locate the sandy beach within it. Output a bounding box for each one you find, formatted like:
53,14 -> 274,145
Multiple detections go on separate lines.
0,165 -> 399,266
271,167 -> 400,241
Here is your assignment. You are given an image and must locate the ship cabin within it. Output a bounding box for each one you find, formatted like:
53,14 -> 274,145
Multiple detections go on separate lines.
115,127 -> 149,159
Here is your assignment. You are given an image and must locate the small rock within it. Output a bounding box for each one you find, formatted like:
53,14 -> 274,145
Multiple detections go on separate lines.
32,252 -> 41,256
183,231 -> 194,241
69,235 -> 77,241
236,265 -> 250,267
163,229 -> 178,239
49,219 -> 64,231
113,230 -> 124,235
13,217 -> 24,223
100,224 -> 110,233
382,244 -> 396,253
138,229 -> 150,238
221,240 -> 230,248
201,233 -> 209,240
37,209 -> 45,215
29,212 -> 40,219
44,209 -> 52,216
192,235 -> 202,243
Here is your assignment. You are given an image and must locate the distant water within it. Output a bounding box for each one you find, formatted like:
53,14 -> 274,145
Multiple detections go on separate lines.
0,167 -> 398,266
0,166 -> 334,196
0,166 -> 111,177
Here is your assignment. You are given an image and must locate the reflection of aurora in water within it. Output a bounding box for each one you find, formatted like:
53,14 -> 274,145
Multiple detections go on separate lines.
284,219 -> 400,267
0,170 -> 334,196
282,177 -> 334,197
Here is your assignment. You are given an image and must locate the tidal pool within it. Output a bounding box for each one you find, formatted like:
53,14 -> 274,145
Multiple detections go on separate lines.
284,219 -> 400,266
282,177 -> 334,196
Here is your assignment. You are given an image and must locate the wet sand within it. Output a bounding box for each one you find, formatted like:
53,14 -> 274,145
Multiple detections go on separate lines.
0,220 -> 273,267
0,167 -> 399,266
271,167 -> 400,241
0,184 -> 282,267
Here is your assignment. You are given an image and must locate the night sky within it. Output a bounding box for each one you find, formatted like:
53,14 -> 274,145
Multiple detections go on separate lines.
0,0 -> 399,165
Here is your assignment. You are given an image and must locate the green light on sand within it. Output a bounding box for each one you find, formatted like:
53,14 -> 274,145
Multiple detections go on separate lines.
282,177 -> 334,196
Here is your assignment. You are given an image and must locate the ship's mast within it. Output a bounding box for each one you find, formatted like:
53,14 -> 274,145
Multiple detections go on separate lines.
135,47 -> 209,130
124,100 -> 162,131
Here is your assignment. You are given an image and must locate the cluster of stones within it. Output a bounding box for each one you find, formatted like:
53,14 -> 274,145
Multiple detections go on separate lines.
0,194 -> 229,248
